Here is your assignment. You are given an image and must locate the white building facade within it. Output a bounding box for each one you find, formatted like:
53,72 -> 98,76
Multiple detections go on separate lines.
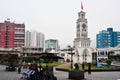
97,48 -> 108,63
97,44 -> 120,62
73,9 -> 92,63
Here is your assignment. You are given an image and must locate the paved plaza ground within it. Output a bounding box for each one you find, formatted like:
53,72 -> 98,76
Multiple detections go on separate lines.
54,70 -> 120,80
0,65 -> 120,80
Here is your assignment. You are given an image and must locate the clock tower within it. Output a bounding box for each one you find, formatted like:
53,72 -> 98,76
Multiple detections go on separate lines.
73,4 -> 92,63
76,11 -> 88,39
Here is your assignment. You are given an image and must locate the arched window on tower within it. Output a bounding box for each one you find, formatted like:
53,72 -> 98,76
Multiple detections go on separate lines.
81,13 -> 85,18
77,24 -> 80,31
82,24 -> 87,31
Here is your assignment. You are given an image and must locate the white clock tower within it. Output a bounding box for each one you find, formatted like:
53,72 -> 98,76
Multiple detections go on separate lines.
73,4 -> 92,63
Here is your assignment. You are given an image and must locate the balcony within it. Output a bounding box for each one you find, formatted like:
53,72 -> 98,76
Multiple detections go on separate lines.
14,42 -> 24,44
15,32 -> 24,34
14,37 -> 24,39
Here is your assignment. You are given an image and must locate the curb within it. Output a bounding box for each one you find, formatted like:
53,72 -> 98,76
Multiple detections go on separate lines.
55,68 -> 120,72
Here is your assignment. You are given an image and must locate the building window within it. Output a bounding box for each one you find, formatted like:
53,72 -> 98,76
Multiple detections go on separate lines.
98,52 -> 99,56
100,52 -> 104,55
61,54 -> 65,56
6,26 -> 8,30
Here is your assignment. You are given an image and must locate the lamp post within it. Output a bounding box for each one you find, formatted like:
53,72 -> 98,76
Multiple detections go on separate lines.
67,45 -> 74,70
18,48 -> 23,74
77,54 -> 79,63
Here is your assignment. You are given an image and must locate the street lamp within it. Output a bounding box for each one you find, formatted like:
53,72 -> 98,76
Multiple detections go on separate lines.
18,48 -> 23,73
67,45 -> 74,70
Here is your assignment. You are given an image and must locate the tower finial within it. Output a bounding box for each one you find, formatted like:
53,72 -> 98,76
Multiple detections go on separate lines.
81,1 -> 83,10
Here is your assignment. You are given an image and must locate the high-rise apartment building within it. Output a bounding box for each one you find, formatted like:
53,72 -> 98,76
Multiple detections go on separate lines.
45,39 -> 59,52
25,30 -> 44,48
96,28 -> 120,48
0,20 -> 25,48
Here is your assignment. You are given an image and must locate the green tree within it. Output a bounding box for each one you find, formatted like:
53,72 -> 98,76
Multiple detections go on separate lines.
106,51 -> 114,67
1,53 -> 11,65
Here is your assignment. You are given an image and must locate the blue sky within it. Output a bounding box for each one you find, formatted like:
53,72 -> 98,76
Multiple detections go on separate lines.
0,0 -> 120,48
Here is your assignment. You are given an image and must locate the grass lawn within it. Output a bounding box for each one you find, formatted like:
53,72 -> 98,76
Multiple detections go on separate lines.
61,64 -> 112,71
32,62 -> 119,71
39,62 -> 65,67
90,65 -> 112,70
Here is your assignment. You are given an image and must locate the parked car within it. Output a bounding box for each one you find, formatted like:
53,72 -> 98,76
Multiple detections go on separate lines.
5,63 -> 16,71
5,66 -> 16,71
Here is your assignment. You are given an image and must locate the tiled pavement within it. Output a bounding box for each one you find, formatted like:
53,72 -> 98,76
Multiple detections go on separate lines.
0,65 -> 120,80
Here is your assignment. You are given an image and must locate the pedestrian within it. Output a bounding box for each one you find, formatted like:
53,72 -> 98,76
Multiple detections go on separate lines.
74,63 -> 79,70
18,66 -> 21,74
20,66 -> 32,80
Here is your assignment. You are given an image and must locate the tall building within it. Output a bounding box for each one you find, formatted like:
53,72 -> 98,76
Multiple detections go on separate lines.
45,39 -> 59,52
25,30 -> 44,48
25,30 -> 31,47
96,28 -> 120,48
0,19 -> 25,48
73,4 -> 92,63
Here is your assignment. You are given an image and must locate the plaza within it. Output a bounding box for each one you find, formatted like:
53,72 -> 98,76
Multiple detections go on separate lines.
0,65 -> 120,80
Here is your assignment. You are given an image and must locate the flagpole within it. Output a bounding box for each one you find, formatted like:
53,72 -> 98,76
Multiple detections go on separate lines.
81,1 -> 83,11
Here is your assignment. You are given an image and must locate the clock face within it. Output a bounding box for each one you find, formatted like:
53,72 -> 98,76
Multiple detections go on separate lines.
82,24 -> 86,31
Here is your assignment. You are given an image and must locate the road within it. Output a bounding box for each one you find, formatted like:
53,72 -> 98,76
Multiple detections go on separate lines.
0,65 -> 120,80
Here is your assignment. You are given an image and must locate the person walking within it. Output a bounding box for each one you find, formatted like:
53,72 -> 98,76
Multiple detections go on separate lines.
74,63 -> 79,70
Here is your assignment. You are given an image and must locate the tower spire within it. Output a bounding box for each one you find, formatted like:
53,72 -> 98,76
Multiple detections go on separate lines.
81,1 -> 83,10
